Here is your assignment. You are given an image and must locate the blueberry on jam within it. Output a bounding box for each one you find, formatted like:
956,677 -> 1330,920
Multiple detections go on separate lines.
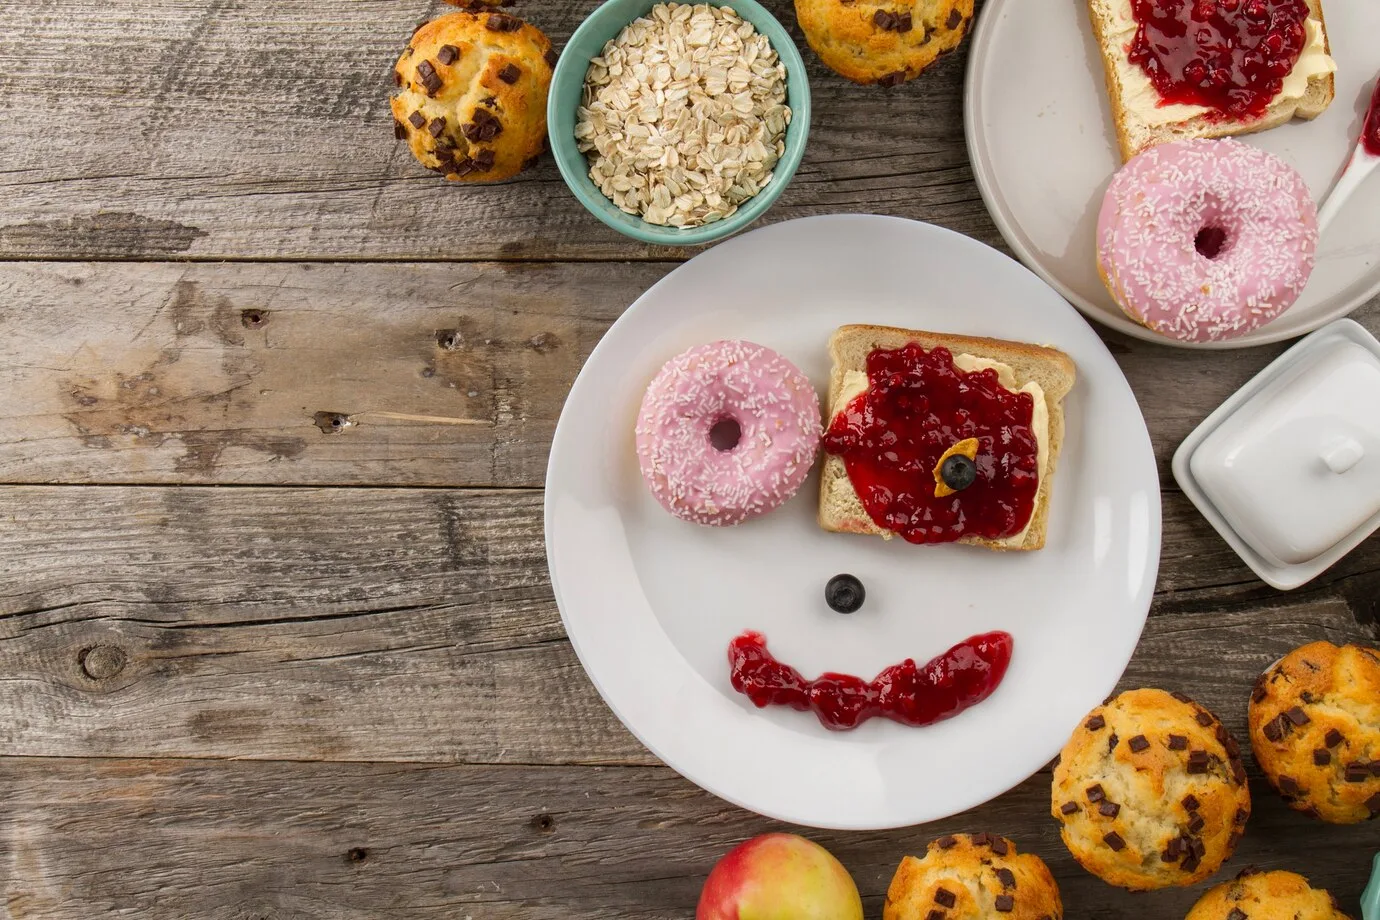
822,343 -> 1039,544
825,574 -> 865,614
940,454 -> 977,492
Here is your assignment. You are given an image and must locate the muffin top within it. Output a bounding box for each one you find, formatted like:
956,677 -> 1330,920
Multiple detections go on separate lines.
1186,868 -> 1351,920
390,10 -> 556,182
883,833 -> 1062,920
1249,641 -> 1380,824
1051,688 -> 1250,890
793,0 -> 973,86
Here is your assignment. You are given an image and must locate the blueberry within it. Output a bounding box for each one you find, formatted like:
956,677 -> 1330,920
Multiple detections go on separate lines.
825,574 -> 865,614
940,454 -> 977,492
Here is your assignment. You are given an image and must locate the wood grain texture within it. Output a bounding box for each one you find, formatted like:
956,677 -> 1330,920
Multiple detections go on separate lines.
2,261 -> 1377,486
1,755 -> 1377,919
0,484 -> 1374,764
0,0 -> 994,262
0,260 -> 638,486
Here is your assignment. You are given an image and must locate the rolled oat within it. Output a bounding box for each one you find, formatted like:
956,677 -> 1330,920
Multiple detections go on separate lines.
575,3 -> 791,227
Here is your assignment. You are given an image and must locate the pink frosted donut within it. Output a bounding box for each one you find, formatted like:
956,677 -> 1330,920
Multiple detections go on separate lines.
635,340 -> 821,526
1097,138 -> 1318,343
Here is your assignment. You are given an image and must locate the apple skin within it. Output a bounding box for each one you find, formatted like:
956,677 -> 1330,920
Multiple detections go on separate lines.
695,833 -> 864,920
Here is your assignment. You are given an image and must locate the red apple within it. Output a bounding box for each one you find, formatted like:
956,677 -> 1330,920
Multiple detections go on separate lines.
696,833 -> 864,920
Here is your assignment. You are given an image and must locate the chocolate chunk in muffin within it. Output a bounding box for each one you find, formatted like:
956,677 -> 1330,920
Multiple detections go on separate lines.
1051,689 -> 1250,890
1249,641 -> 1380,824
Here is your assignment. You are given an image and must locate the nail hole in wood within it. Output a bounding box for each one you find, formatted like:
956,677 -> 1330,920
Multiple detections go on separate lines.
529,813 -> 556,834
436,329 -> 462,350
313,412 -> 353,434
240,309 -> 269,329
79,645 -> 127,680
346,847 -> 369,864
421,367 -> 435,378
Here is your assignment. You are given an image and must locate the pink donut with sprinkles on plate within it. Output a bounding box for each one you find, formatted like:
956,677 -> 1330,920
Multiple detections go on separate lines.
1097,138 -> 1318,343
635,340 -> 822,526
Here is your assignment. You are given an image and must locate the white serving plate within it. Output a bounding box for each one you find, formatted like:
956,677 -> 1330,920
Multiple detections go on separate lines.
965,0 -> 1380,349
544,215 -> 1161,829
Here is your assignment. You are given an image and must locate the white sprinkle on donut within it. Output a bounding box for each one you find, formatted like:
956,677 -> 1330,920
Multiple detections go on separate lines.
635,340 -> 822,526
1096,138 -> 1318,343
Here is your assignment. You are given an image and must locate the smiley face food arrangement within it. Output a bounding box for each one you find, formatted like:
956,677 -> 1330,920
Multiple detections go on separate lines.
632,326 -> 1076,734
381,2 -> 1380,914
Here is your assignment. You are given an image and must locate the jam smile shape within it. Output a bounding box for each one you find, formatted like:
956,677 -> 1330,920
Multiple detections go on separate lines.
728,630 -> 1014,731
822,344 -> 1040,544
1127,0 -> 1313,122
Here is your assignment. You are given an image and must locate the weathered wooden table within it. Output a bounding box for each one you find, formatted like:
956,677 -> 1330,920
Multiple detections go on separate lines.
0,1 -> 1376,916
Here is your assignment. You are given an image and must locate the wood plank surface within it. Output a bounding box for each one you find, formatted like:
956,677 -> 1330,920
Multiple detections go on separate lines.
0,260 -> 635,486
3,261 -> 1377,487
4,0 -> 1380,915
0,0 -> 993,262
0,484 -> 1374,765
1,755 -> 1376,919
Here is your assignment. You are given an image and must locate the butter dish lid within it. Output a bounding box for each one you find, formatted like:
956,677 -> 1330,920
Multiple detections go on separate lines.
1173,319 -> 1380,590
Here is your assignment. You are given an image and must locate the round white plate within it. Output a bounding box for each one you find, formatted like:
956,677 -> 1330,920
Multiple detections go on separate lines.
544,215 -> 1160,830
965,0 -> 1380,350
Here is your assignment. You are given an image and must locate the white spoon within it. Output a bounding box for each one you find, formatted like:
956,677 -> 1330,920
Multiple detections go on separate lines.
1316,77 -> 1380,234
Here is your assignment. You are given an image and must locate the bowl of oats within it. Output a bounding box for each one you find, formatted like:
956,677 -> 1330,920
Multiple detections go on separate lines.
548,0 -> 810,244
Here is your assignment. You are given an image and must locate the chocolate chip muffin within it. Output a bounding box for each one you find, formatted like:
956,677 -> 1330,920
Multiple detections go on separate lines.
1051,689 -> 1250,890
883,833 -> 1062,920
391,11 -> 556,182
1249,641 -> 1380,824
793,0 -> 973,86
1186,868 -> 1352,920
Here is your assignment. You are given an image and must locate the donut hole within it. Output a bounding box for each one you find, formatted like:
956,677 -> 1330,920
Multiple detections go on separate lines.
1194,226 -> 1230,260
708,416 -> 742,452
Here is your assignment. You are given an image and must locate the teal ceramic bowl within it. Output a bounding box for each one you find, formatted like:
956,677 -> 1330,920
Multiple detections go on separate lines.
1362,852 -> 1379,920
547,0 -> 811,246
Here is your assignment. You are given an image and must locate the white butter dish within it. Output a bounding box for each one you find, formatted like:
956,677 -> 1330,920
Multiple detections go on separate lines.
1173,319 -> 1380,590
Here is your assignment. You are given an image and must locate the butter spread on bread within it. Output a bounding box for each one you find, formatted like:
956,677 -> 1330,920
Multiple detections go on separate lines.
818,325 -> 1075,552
831,356 -> 1051,548
1087,0 -> 1336,161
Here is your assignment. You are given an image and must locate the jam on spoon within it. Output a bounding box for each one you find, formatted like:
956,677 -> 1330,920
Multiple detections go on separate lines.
727,630 -> 1014,731
1315,76 -> 1380,233
1365,77 -> 1380,158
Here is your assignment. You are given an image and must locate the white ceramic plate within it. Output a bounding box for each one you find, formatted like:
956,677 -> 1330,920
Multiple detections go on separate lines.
544,215 -> 1160,830
965,0 -> 1380,350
